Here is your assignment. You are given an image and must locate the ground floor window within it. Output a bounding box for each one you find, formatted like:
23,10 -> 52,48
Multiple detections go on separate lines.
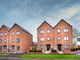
64,44 -> 69,49
11,45 -> 15,49
40,45 -> 44,49
16,46 -> 20,50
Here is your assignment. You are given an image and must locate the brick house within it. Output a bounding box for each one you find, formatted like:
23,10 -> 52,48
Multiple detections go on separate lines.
0,23 -> 33,53
37,19 -> 72,54
37,21 -> 54,51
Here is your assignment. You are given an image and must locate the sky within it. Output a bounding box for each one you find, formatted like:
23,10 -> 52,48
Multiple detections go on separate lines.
0,0 -> 80,42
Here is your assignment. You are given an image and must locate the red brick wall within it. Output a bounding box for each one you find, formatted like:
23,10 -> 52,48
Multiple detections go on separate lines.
9,25 -> 32,53
37,22 -> 54,50
0,24 -> 32,53
0,26 -> 9,53
53,20 -> 72,53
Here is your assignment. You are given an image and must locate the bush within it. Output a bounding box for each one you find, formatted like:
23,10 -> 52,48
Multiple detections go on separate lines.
29,50 -> 42,52
71,48 -> 76,51
51,49 -> 57,52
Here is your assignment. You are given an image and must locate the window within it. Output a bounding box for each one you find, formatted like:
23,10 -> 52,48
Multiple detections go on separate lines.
57,36 -> 61,40
4,45 -> 7,49
64,28 -> 68,32
77,38 -> 80,42
47,37 -> 50,40
16,38 -> 20,43
64,44 -> 69,49
0,39 -> 2,43
12,32 -> 14,35
40,30 -> 44,34
47,29 -> 50,33
0,32 -> 3,36
11,45 -> 15,49
12,38 -> 14,42
57,29 -> 60,32
40,38 -> 44,41
4,40 -> 7,42
0,46 -> 2,49
64,36 -> 69,40
16,46 -> 20,50
40,45 -> 44,49
16,32 -> 20,35
4,32 -> 7,36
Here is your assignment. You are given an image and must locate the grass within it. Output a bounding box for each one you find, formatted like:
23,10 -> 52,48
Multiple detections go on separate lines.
20,54 -> 80,59
0,54 -> 7,57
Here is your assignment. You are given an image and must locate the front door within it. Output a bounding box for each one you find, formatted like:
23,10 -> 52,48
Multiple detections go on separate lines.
57,44 -> 62,51
46,44 -> 50,51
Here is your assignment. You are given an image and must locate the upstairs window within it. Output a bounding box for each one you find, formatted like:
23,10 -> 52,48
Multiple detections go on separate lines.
64,36 -> 69,40
12,38 -> 14,42
0,39 -> 2,43
77,38 -> 80,42
47,37 -> 50,40
57,36 -> 61,40
47,29 -> 50,33
4,40 -> 7,42
40,30 -> 44,34
0,32 -> 3,36
40,38 -> 44,41
16,32 -> 20,35
57,29 -> 60,33
64,28 -> 68,32
4,32 -> 7,36
12,32 -> 14,36
16,38 -> 20,43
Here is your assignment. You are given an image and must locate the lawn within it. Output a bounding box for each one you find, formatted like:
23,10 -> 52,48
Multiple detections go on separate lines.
0,54 -> 7,57
20,54 -> 80,59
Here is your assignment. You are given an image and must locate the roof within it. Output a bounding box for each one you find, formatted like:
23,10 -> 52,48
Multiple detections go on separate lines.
37,21 -> 54,30
10,23 -> 32,36
0,25 -> 10,30
53,19 -> 72,28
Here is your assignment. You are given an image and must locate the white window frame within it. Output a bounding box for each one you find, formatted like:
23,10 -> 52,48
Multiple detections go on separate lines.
64,28 -> 68,32
47,29 -> 50,33
0,39 -> 2,43
47,37 -> 50,40
57,36 -> 61,40
64,36 -> 69,40
40,30 -> 44,34
40,45 -> 44,49
4,32 -> 7,36
64,44 -> 69,49
0,32 -> 3,36
57,29 -> 60,32
40,38 -> 44,41
16,38 -> 20,43
12,39 -> 14,42
4,40 -> 7,42
12,32 -> 14,35
16,32 -> 20,35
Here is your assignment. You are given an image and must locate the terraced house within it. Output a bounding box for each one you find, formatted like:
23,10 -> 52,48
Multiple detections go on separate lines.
37,19 -> 73,54
0,23 -> 32,53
